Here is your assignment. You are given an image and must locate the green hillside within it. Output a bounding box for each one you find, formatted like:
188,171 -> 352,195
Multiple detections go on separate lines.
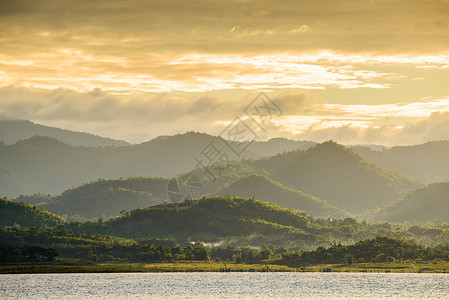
251,141 -> 421,214
33,177 -> 170,219
63,196 -> 449,249
216,174 -> 348,218
0,198 -> 65,228
65,196 -> 323,247
379,182 -> 449,223
3,195 -> 449,255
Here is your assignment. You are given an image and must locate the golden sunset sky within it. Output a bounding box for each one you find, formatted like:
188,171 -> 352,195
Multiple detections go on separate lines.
1,0 -> 449,145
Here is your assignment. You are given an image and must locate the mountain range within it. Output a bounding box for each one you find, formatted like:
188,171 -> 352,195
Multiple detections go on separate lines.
10,140 -> 422,218
0,132 -> 256,197
2,119 -> 448,223
248,141 -> 421,214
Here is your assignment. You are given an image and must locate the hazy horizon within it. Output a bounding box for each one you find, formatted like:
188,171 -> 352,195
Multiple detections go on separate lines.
3,116 -> 449,148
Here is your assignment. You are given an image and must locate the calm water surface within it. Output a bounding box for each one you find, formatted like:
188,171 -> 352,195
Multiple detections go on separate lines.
1,272 -> 449,299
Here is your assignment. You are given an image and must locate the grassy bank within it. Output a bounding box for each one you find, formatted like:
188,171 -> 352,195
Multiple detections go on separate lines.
300,262 -> 449,273
0,260 -> 291,274
1,260 -> 449,274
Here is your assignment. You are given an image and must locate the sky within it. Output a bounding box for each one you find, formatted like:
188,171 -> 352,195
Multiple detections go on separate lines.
1,0 -> 449,145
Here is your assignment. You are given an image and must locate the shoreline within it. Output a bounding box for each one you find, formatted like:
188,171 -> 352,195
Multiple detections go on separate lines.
1,261 -> 448,274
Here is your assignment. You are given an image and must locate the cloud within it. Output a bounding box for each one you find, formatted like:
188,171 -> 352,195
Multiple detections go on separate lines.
2,85 -> 448,146
319,98 -> 449,119
0,86 -> 248,142
227,24 -> 310,37
3,50 -> 448,94
276,110 -> 449,146
397,111 -> 449,143
288,25 -> 311,34
270,90 -> 310,114
0,86 -> 240,122
2,0 -> 448,56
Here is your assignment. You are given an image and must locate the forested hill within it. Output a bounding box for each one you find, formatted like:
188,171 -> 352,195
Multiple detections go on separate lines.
62,196 -> 449,249
379,182 -> 449,223
0,198 -> 65,228
216,174 -> 348,218
16,177 -> 170,220
0,119 -> 129,147
65,196 -> 321,246
250,141 -> 421,214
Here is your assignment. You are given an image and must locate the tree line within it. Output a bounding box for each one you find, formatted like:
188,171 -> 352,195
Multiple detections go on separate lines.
1,228 -> 448,265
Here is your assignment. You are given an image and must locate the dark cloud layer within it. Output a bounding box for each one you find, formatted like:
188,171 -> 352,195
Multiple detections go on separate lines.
2,0 -> 448,56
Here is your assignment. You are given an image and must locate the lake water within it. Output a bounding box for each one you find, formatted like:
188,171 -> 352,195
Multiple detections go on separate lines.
1,272 -> 449,299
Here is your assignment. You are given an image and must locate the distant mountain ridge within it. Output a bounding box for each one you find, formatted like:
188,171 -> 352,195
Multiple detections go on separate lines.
353,141 -> 449,183
0,118 -> 437,217
0,132 -> 258,197
0,119 -> 130,147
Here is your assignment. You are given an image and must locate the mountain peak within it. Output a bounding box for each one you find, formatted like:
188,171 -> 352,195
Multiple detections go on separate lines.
250,141 -> 420,214
305,140 -> 363,161
311,140 -> 350,152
